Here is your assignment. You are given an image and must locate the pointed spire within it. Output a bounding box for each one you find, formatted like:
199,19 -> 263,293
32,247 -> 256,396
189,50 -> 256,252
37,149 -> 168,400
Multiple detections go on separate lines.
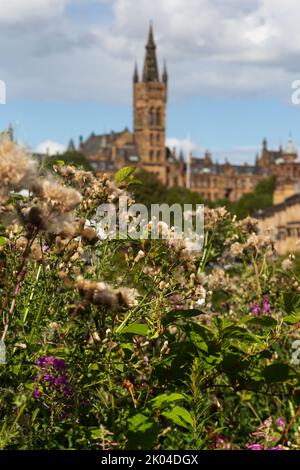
162,60 -> 168,84
8,123 -> 14,142
133,62 -> 139,83
262,138 -> 267,150
67,138 -> 76,152
143,22 -> 159,82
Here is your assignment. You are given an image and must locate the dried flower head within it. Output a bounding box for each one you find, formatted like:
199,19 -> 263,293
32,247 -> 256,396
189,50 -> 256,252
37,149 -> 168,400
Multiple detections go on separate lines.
0,141 -> 36,191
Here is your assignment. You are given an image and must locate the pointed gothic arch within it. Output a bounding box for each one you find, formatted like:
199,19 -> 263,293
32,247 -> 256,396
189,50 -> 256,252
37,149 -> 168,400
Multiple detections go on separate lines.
156,108 -> 161,126
148,108 -> 155,126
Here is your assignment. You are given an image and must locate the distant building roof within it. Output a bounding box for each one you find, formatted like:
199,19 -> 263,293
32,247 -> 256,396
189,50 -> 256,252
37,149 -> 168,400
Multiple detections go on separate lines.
190,157 -> 267,176
284,138 -> 298,156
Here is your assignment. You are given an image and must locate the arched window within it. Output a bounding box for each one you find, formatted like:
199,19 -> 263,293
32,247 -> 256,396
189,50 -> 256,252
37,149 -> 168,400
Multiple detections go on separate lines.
148,108 -> 155,126
156,109 -> 161,126
150,150 -> 154,161
150,133 -> 153,146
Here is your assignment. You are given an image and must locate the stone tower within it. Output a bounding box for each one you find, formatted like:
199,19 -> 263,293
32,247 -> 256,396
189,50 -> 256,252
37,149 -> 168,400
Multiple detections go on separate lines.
133,24 -> 168,183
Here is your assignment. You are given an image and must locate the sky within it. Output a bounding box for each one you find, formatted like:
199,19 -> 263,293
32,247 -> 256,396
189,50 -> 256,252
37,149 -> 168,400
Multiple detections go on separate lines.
1,0 -> 300,163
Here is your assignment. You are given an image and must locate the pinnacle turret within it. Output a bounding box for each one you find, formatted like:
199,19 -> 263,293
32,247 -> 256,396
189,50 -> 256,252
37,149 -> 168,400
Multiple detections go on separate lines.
142,23 -> 159,82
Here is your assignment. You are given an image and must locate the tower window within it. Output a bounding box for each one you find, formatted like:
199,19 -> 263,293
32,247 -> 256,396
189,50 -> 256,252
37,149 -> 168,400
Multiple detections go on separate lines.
150,150 -> 154,161
156,109 -> 161,126
150,133 -> 153,145
156,133 -> 160,143
148,108 -> 155,126
157,150 -> 161,159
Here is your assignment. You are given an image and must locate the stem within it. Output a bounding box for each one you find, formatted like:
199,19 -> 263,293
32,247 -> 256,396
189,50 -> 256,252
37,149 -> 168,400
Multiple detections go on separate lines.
22,264 -> 42,324
282,404 -> 300,445
1,227 -> 39,341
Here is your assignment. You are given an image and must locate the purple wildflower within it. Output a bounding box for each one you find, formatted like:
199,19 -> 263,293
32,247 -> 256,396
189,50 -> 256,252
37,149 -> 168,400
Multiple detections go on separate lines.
276,417 -> 286,429
63,386 -> 74,397
247,443 -> 264,450
34,356 -> 72,399
267,445 -> 285,451
250,297 -> 273,317
33,386 -> 42,399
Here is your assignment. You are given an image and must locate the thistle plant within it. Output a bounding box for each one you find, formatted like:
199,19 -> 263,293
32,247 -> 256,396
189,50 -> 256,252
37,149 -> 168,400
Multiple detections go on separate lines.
0,142 -> 300,450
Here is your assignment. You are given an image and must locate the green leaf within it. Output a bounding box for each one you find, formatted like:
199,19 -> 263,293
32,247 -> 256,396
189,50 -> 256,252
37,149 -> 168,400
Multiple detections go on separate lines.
245,316 -> 278,328
221,325 -> 259,343
283,313 -> 300,325
0,237 -> 6,246
162,406 -> 194,430
127,414 -> 159,450
281,293 -> 300,324
263,363 -> 293,383
127,178 -> 142,187
282,292 -> 300,315
150,393 -> 187,410
128,413 -> 151,432
162,309 -> 203,326
119,322 -> 149,336
115,166 -> 136,184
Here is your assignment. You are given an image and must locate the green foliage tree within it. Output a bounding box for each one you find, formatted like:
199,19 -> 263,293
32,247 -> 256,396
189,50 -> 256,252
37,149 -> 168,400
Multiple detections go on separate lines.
233,176 -> 276,219
43,151 -> 94,172
132,170 -> 207,207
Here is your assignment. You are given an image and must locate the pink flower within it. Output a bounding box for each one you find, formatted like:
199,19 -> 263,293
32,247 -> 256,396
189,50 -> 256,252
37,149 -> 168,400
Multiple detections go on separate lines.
250,297 -> 273,317
247,443 -> 264,451
276,417 -> 286,429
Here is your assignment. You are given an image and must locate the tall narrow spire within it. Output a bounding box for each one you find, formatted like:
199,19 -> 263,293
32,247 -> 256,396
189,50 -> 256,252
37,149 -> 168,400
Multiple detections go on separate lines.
162,60 -> 168,84
143,23 -> 159,82
133,62 -> 139,83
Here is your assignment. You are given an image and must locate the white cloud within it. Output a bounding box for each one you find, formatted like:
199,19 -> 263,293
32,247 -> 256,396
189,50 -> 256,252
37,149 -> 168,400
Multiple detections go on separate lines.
1,0 -> 300,103
167,137 -> 198,157
35,140 -> 66,156
0,0 -> 70,24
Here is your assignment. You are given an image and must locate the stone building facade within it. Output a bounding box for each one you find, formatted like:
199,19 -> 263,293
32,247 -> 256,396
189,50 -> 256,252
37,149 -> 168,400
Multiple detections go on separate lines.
257,194 -> 300,255
189,151 -> 265,202
189,138 -> 300,203
72,25 -> 300,206
77,25 -> 185,189
256,140 -> 300,254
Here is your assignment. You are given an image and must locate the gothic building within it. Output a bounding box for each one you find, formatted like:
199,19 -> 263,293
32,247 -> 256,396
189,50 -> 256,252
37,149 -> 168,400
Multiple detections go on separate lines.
189,150 -> 266,202
77,25 -> 185,188
188,138 -> 300,202
73,25 -> 300,206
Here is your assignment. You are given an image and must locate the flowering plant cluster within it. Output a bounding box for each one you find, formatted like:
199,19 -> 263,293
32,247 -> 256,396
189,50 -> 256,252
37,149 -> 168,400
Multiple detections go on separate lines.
1,141 -> 300,450
250,297 -> 273,317
34,357 -> 72,399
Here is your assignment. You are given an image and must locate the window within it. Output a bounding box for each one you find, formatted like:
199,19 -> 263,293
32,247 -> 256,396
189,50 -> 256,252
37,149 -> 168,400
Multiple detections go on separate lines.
148,108 -> 155,126
150,150 -> 154,161
137,111 -> 142,127
150,133 -> 153,145
156,109 -> 161,126
157,150 -> 161,159
157,133 -> 160,143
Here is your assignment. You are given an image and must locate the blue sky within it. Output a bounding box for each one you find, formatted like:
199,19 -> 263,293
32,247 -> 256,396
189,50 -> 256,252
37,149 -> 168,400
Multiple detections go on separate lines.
1,0 -> 300,163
